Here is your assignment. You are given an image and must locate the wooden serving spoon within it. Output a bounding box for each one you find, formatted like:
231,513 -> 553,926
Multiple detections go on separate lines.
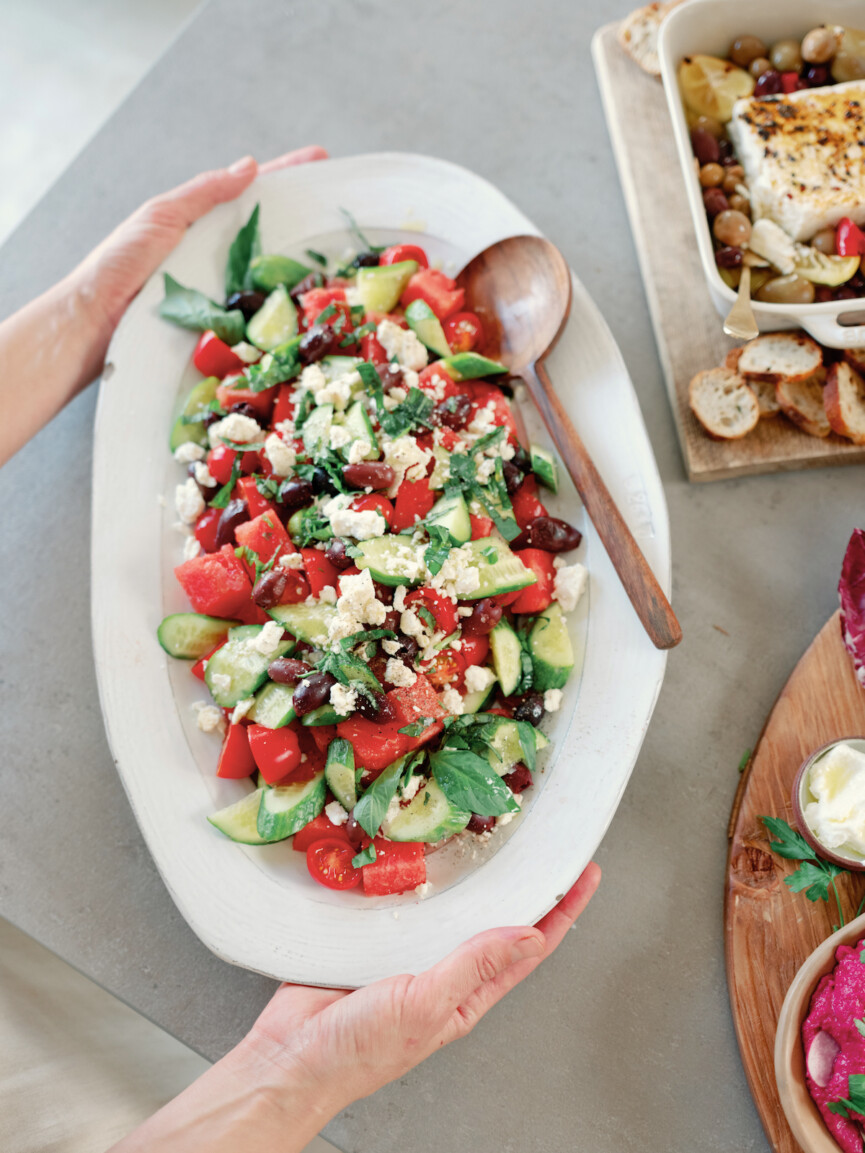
457,234 -> 682,651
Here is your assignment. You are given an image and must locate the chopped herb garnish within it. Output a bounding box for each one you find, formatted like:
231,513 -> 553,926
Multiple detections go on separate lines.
398,717 -> 437,738
209,457 -> 242,508
314,302 -> 338,325
352,843 -> 377,869
761,816 -> 848,925
305,248 -> 327,268
827,1074 -> 865,1118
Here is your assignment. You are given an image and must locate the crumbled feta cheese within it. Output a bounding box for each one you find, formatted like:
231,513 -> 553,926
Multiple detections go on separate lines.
193,461 -> 216,488
328,567 -> 388,644
400,609 -> 425,638
275,417 -> 296,439
430,544 -> 481,599
319,586 -> 337,604
476,458 -> 496,483
415,881 -> 433,898
457,606 -> 474,618
402,369 -> 419,390
388,386 -> 408,403
251,620 -> 286,656
544,688 -> 563,713
208,412 -> 262,448
193,702 -> 225,734
382,639 -> 401,656
329,425 -> 351,450
183,536 -> 203,561
230,340 -> 262,364
315,371 -> 360,411
376,318 -> 428,371
553,562 -> 588,613
440,687 -> 464,716
467,402 -> 496,437
347,439 -> 371,465
464,665 -> 497,694
330,683 -> 358,715
382,435 -> 432,497
500,441 -> 516,462
277,551 -> 303,570
393,586 -> 407,612
264,432 -> 296,477
210,672 -> 231,693
325,800 -> 349,826
231,697 -> 256,724
322,493 -> 387,541
174,442 -> 205,464
175,477 -> 204,525
385,658 -> 417,688
385,794 -> 403,825
423,371 -> 451,403
401,774 -> 425,802
344,284 -> 363,307
298,363 -> 328,393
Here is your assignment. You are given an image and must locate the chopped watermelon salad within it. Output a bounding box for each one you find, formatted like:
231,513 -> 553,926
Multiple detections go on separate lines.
157,206 -> 587,898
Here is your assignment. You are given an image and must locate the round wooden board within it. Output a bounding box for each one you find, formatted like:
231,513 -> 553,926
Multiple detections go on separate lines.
726,611 -> 865,1152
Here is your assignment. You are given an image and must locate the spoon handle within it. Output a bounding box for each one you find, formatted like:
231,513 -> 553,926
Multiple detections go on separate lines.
523,359 -> 682,651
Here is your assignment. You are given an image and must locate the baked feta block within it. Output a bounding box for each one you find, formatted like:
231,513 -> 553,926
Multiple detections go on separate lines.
728,80 -> 865,242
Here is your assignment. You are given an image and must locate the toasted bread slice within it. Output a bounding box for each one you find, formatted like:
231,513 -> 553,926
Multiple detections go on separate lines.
775,369 -> 830,438
825,361 -> 865,444
748,377 -> 782,418
688,368 -> 760,439
618,1 -> 686,77
724,347 -> 743,372
843,347 -> 865,376
738,332 -> 823,383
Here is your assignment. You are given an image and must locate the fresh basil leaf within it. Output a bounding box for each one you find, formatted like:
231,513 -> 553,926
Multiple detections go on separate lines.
339,628 -> 396,651
760,816 -> 818,862
357,361 -> 384,394
243,337 -> 302,392
209,457 -> 242,508
352,843 -> 377,868
424,523 -> 455,577
225,203 -> 261,296
514,720 -> 537,772
315,302 -> 338,325
289,507 -> 332,546
398,717 -> 437,738
255,476 -> 282,501
305,249 -> 327,268
159,274 -> 245,344
415,604 -> 435,631
430,748 -> 519,816
381,387 -> 435,438
471,426 -> 506,455
353,758 -> 405,838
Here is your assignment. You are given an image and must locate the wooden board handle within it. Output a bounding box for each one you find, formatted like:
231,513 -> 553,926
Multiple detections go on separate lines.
525,359 -> 682,650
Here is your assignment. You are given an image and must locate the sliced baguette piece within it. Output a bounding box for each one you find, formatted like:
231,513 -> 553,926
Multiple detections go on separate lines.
825,361 -> 865,444
775,369 -> 830,438
738,332 -> 823,383
843,347 -> 865,376
617,0 -> 685,77
688,367 -> 760,439
747,377 -> 781,418
724,347 -> 743,372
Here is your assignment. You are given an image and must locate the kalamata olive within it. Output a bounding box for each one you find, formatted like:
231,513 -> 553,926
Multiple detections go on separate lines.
834,286 -> 860,301
493,375 -> 518,397
805,64 -> 831,87
343,462 -> 396,490
503,764 -> 533,794
729,35 -> 767,68
311,466 -> 338,496
292,672 -> 337,717
802,27 -> 840,64
715,245 -> 744,269
352,252 -> 379,268
277,478 -> 314,512
462,598 -> 503,636
344,813 -> 366,848
389,634 -> 419,662
228,401 -> 259,422
754,68 -> 783,96
755,274 -> 816,304
467,814 -> 496,835
431,394 -> 473,430
382,609 -> 401,632
770,39 -> 802,72
203,410 -> 223,430
252,570 -> 288,609
215,499 -> 250,548
690,127 -> 720,166
699,162 -> 725,189
298,326 -> 340,365
511,446 -> 532,474
355,691 -> 396,723
714,209 -> 751,247
812,227 -> 838,255
717,138 -> 734,162
225,290 -> 267,320
702,187 -> 730,218
377,362 -> 404,390
289,271 -> 324,301
267,657 -> 313,684
513,694 -> 545,726
325,537 -> 354,570
749,56 -> 773,78
524,516 -> 582,553
503,460 -> 523,494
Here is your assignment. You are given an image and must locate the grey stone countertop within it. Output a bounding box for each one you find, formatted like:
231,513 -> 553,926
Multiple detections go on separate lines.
0,1 -> 858,1150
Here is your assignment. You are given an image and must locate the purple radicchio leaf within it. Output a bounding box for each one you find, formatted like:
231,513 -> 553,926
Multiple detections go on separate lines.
839,528 -> 865,690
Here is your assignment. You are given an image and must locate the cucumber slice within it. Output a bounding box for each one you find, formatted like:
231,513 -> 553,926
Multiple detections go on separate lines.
301,403 -> 333,458
356,260 -> 418,312
427,492 -> 471,544
462,681 -> 497,714
204,627 -> 293,707
301,703 -> 348,726
319,355 -> 362,381
530,444 -> 558,493
354,535 -> 425,586
459,537 -> 536,599
249,682 -> 296,729
157,612 -> 238,659
405,299 -> 451,359
439,352 -> 507,381
324,738 -> 357,810
286,506 -> 333,546
489,619 -> 522,697
208,788 -> 269,845
268,603 -> 336,645
381,779 -> 470,843
340,400 -> 378,458
169,375 -> 219,451
256,772 -> 327,841
529,603 -> 574,692
246,285 -> 298,351
249,254 -> 312,293
486,718 -> 549,775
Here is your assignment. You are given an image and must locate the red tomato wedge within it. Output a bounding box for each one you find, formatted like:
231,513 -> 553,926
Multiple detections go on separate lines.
193,331 -> 244,378
405,587 -> 458,636
293,815 -> 351,853
216,377 -> 276,421
510,549 -> 555,614
247,724 -> 302,785
380,244 -> 429,269
362,838 -> 426,896
216,724 -> 257,780
400,269 -> 465,320
390,476 -> 436,533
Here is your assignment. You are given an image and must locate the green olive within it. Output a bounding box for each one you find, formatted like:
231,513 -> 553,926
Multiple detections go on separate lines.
801,27 -> 841,64
700,163 -> 725,188
811,227 -> 838,256
714,209 -> 752,247
770,39 -> 803,72
832,49 -> 865,81
692,113 -> 724,139
749,56 -> 772,78
729,35 -> 767,68
755,274 -> 816,304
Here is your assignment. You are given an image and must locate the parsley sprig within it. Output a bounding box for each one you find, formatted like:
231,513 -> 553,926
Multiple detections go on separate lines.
760,816 -> 848,927
828,1074 -> 865,1118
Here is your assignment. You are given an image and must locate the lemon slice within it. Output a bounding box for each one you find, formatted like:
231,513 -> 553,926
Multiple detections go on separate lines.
795,248 -> 861,286
679,55 -> 754,122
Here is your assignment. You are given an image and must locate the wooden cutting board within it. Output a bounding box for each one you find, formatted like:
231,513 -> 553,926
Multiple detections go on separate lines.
592,22 -> 865,482
726,611 -> 865,1152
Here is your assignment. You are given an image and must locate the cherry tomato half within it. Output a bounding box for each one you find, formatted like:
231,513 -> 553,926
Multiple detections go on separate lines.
351,493 -> 395,528
423,649 -> 462,689
380,244 -> 429,269
443,311 -> 483,354
306,839 -> 362,890
206,443 -> 239,485
405,587 -> 458,635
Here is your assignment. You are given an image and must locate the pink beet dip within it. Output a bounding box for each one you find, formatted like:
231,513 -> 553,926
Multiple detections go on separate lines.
804,939 -> 865,1152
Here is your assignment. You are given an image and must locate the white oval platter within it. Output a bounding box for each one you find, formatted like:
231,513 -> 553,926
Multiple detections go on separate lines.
92,152 -> 671,987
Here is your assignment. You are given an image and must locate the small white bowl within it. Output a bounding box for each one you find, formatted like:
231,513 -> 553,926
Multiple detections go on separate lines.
792,737 -> 865,871
658,0 -> 865,348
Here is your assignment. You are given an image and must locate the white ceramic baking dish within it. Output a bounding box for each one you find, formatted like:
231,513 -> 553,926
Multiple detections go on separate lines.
658,0 -> 865,348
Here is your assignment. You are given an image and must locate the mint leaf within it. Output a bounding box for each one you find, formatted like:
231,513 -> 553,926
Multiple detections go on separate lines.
225,203 -> 261,296
353,758 -> 405,838
352,843 -> 377,868
314,302 -> 338,325
159,274 -> 245,344
430,748 -> 519,816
